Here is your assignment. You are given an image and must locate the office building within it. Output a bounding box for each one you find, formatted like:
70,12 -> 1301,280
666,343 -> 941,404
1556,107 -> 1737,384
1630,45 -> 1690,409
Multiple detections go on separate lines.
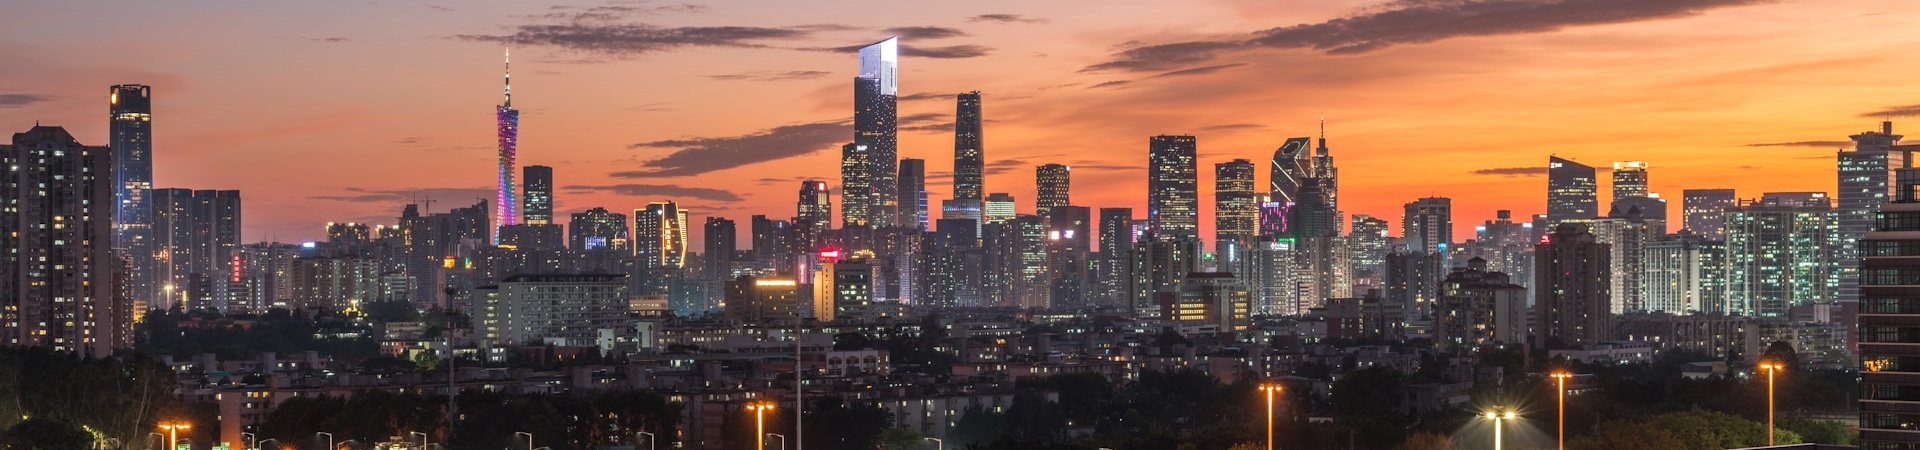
496,49 -> 521,235
478,274 -> 630,349
899,158 -> 927,231
1162,272 -> 1250,333
1403,197 -> 1452,255
704,217 -> 736,280
1314,119 -> 1339,212
1681,189 -> 1737,239
569,207 -> 629,252
1641,236 -> 1725,313
1035,164 -> 1069,217
841,143 -> 873,227
724,275 -> 801,324
1536,223 -> 1612,348
635,202 -> 689,296
110,85 -> 156,309
1046,206 -> 1091,310
1131,236 -> 1202,317
153,189 -> 242,311
1612,161 -> 1649,199
522,165 -> 553,224
854,37 -> 900,227
797,180 -> 832,252
1435,258 -> 1528,353
813,253 -> 873,322
1215,159 -> 1257,275
1858,167 -> 1920,448
1252,237 -> 1299,315
1097,208 -> 1136,307
1349,215 -> 1391,291
1841,121 -> 1910,306
1547,156 -> 1598,226
984,193 -> 1016,224
1726,196 -> 1840,317
953,91 -> 984,201
1148,135 -> 1199,241
0,126 -> 123,355
1269,137 -> 1312,208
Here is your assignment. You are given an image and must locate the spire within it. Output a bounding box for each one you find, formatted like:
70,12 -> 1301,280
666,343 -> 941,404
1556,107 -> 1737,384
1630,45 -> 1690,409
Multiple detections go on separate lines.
502,47 -> 512,108
1315,114 -> 1329,156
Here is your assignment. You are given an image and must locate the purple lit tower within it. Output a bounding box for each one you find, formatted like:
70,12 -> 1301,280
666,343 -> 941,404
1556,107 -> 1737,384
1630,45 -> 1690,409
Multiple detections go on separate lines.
495,48 -> 520,241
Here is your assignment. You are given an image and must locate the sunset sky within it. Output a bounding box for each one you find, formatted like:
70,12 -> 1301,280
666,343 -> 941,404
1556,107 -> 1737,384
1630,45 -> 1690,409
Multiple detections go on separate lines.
3,0 -> 1917,246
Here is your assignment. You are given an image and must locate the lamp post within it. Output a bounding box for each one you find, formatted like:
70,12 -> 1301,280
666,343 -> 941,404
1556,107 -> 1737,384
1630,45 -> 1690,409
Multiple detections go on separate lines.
747,402 -> 775,450
637,431 -> 656,450
923,437 -> 942,450
1259,383 -> 1282,450
410,431 -> 428,448
768,433 -> 787,450
256,439 -> 279,450
148,433 -> 165,450
515,431 -> 534,450
317,432 -> 333,450
1482,411 -> 1516,450
159,422 -> 191,450
93,437 -> 121,450
1550,372 -> 1572,450
1759,362 -> 1783,446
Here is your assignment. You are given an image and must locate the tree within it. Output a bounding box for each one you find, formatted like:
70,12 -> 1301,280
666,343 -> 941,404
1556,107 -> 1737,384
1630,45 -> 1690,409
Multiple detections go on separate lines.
0,417 -> 93,450
1759,341 -> 1801,373
878,427 -> 923,450
1393,432 -> 1457,450
1331,365 -> 1407,427
1779,418 -> 1852,445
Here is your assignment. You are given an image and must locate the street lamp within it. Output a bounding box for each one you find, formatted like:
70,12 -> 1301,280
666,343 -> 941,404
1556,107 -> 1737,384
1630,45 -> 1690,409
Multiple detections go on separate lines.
1482,411 -> 1517,450
256,439 -> 279,450
768,433 -> 787,450
93,437 -> 121,450
515,431 -> 534,450
923,437 -> 942,450
1759,362 -> 1783,446
159,422 -> 191,450
1259,383 -> 1283,450
1550,372 -> 1572,450
409,431 -> 428,448
637,431 -> 656,450
317,432 -> 334,450
746,402 -> 776,450
242,432 -> 257,450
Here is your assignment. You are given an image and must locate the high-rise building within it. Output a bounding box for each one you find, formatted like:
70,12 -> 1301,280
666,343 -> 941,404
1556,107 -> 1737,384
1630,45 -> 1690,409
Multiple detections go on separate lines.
1148,135 -> 1199,241
797,180 -> 832,252
1385,249 -> 1443,319
840,143 -> 872,227
1681,188 -> 1737,239
1097,207 -> 1135,307
725,275 -> 800,324
704,217 -> 736,280
953,91 -> 984,201
1726,195 -> 1840,317
1547,156 -> 1598,226
899,158 -> 928,231
1403,197 -> 1452,255
110,85 -> 155,307
569,207 -> 629,251
1612,161 -> 1649,199
1035,164 -> 1070,217
1435,258 -> 1527,354
1314,119 -> 1339,211
1858,167 -> 1920,448
1590,213 -> 1660,314
477,274 -> 631,348
1269,137 -> 1312,208
1132,237 -> 1202,317
1841,121 -> 1909,306
1535,223 -> 1612,348
1253,237 -> 1300,315
522,165 -> 553,224
1214,159 -> 1257,274
984,193 -> 1016,224
635,202 -> 688,271
1046,206 -> 1091,310
813,253 -> 873,322
152,189 -> 242,311
750,215 -> 790,262
496,49 -> 521,238
1641,235 -> 1725,313
1460,211 -> 1535,299
854,37 -> 900,227
1348,215 -> 1391,291
1162,272 -> 1250,333
0,126 -> 123,355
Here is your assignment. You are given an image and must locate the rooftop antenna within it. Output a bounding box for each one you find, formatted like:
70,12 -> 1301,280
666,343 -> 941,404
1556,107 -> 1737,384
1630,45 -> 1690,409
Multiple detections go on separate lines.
503,47 -> 512,108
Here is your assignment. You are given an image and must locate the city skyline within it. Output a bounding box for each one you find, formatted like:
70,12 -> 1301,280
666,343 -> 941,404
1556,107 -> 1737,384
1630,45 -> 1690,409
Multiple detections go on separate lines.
2,1 -> 1916,245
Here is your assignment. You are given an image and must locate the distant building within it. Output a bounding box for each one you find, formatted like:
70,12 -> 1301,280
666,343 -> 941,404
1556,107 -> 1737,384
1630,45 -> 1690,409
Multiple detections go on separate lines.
1162,272 -> 1249,333
1611,161 -> 1649,199
0,126 -> 125,355
111,85 -> 156,311
569,207 -> 629,252
477,274 -> 630,352
522,165 -> 554,224
724,275 -> 800,324
1680,188 -> 1736,240
1323,293 -> 1405,341
899,159 -> 928,231
1435,258 -> 1527,353
1616,311 -> 1746,360
953,92 -> 984,201
1536,223 -> 1612,349
1640,236 -> 1725,313
1725,196 -> 1840,317
813,253 -> 872,322
1035,164 -> 1069,218
1148,135 -> 1199,241
853,37 -> 900,227
1547,156 -> 1598,226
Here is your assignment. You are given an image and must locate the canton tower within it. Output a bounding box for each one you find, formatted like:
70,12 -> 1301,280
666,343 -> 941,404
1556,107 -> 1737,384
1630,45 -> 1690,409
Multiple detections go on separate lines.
496,48 -> 520,240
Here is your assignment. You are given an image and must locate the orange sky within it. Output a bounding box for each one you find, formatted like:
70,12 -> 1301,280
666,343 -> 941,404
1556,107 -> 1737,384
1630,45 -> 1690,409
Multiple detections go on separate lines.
1,0 -> 1915,246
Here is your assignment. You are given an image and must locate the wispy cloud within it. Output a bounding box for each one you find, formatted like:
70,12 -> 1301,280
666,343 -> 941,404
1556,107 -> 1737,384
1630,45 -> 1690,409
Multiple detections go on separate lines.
1861,104 -> 1920,118
1086,0 -> 1771,72
967,14 -> 1046,24
1148,63 -> 1249,78
812,43 -> 992,59
1201,123 -> 1265,131
1088,80 -> 1132,89
1745,140 -> 1850,147
310,187 -> 490,204
898,92 -> 957,102
0,94 -> 52,108
460,23 -> 827,57
707,70 -> 831,81
1471,166 -> 1548,177
306,37 -> 349,43
883,26 -> 967,40
564,183 -> 742,201
618,120 -> 851,177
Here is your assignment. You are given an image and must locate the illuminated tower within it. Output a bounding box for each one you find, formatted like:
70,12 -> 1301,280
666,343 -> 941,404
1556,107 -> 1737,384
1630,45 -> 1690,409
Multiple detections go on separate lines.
854,37 -> 900,227
1214,159 -> 1256,272
110,84 -> 156,304
496,48 -> 521,240
1547,156 -> 1597,226
522,165 -> 552,224
954,91 -> 984,201
1036,164 -> 1069,217
797,180 -> 832,251
1269,137 -> 1312,207
1612,161 -> 1649,199
1148,135 -> 1199,241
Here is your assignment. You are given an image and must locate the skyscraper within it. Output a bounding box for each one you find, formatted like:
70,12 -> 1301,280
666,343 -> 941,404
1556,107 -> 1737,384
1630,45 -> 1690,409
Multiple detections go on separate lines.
522,165 -> 553,225
1098,207 -> 1135,307
1612,161 -> 1649,199
840,143 -> 872,227
1314,119 -> 1339,211
1348,215 -> 1391,290
109,85 -> 155,305
1269,137 -> 1312,207
953,91 -> 984,201
1725,195 -> 1840,317
635,202 -> 688,271
1840,121 -> 1908,305
1536,223 -> 1612,348
1214,159 -> 1257,272
152,189 -> 242,311
984,193 -> 1016,224
1036,164 -> 1070,217
854,37 -> 900,227
1681,188 -> 1737,239
797,180 -> 832,252
1402,197 -> 1453,255
899,159 -> 928,231
1148,135 -> 1199,241
1046,206 -> 1091,310
496,49 -> 521,239
0,126 -> 122,355
704,217 -> 736,280
1547,156 -> 1598,226
1858,167 -> 1920,448
569,207 -> 628,251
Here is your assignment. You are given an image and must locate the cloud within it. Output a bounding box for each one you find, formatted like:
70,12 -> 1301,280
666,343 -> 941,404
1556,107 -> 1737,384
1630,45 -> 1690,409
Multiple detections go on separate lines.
1201,123 -> 1265,131
883,26 -> 967,40
306,37 -> 349,43
812,43 -> 992,59
1471,167 -> 1548,177
310,187 -> 491,203
1861,104 -> 1920,118
898,92 -> 957,102
707,70 -> 831,81
528,3 -> 710,21
427,4 -> 454,12
459,23 -> 821,57
564,183 -> 742,201
1086,0 -> 1771,72
1744,141 -> 1851,148
1148,62 -> 1249,78
618,120 -> 850,177
0,94 -> 52,108
967,14 -> 1046,24
1088,80 -> 1132,89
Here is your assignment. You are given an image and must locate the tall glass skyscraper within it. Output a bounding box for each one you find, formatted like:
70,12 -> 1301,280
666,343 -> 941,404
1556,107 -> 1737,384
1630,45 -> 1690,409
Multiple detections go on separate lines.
853,37 -> 900,227
954,91 -> 983,201
899,159 -> 927,231
1269,137 -> 1312,207
522,165 -> 553,224
797,180 -> 832,251
1859,167 -> 1920,448
1214,159 -> 1257,273
110,84 -> 155,304
1681,188 -> 1736,239
1149,135 -> 1199,241
496,49 -> 521,239
1612,161 -> 1649,199
1035,164 -> 1069,217
1547,156 -> 1598,226
1841,121 -> 1907,305
840,143 -> 871,227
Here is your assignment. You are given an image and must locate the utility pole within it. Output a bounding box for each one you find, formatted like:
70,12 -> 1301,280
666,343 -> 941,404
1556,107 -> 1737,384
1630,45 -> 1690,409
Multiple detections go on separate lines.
446,284 -> 460,444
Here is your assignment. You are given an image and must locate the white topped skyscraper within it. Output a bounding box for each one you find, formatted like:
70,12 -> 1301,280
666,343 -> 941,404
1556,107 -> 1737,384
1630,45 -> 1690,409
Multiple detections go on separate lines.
852,37 -> 901,227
